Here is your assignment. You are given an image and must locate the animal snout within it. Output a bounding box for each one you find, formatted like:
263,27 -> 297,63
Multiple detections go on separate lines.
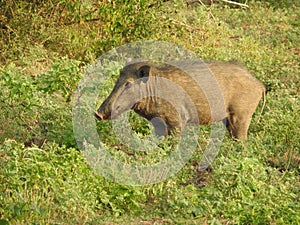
94,111 -> 104,120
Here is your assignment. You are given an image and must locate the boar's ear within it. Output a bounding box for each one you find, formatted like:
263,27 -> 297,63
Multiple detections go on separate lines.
137,65 -> 151,79
125,58 -> 133,66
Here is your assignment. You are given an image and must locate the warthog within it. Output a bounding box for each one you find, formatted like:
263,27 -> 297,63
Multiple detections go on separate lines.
95,60 -> 265,140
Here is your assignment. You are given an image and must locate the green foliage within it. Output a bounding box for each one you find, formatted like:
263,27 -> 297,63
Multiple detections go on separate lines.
37,58 -> 82,102
0,140 -> 95,223
250,0 -> 299,8
214,0 -> 299,8
0,0 -> 165,63
0,0 -> 299,224
0,60 -> 81,146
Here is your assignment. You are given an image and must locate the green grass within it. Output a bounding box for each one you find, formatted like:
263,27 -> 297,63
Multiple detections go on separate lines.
0,0 -> 299,224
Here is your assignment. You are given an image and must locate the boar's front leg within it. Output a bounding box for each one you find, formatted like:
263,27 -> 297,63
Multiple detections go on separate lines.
149,116 -> 182,137
150,117 -> 168,136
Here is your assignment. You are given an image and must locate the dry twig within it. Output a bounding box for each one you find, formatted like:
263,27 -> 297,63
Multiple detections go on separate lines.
219,0 -> 249,8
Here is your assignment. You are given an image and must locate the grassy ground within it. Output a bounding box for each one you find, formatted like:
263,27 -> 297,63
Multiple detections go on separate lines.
0,0 -> 299,224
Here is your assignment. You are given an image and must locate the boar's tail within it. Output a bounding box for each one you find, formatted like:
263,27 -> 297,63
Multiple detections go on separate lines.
255,89 -> 266,124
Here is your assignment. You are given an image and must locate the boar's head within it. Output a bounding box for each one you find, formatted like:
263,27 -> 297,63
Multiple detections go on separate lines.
94,61 -> 153,120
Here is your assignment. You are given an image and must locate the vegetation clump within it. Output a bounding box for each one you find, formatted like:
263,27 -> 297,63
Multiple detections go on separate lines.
0,0 -> 299,224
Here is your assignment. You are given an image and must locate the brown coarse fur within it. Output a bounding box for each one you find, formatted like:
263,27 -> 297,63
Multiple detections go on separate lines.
95,60 -> 266,140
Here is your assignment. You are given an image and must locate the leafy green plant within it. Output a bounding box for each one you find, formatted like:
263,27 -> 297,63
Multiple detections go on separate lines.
0,0 -> 166,64
37,58 -> 82,102
0,60 -> 81,147
0,140 -> 155,223
0,0 -> 299,224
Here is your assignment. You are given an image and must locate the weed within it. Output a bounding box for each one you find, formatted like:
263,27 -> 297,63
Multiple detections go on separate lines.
0,0 -> 299,224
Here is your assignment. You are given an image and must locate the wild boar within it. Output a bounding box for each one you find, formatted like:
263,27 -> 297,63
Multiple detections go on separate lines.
95,60 -> 265,140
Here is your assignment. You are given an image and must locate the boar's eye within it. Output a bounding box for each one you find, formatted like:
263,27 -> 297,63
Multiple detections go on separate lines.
137,65 -> 151,78
124,81 -> 132,89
